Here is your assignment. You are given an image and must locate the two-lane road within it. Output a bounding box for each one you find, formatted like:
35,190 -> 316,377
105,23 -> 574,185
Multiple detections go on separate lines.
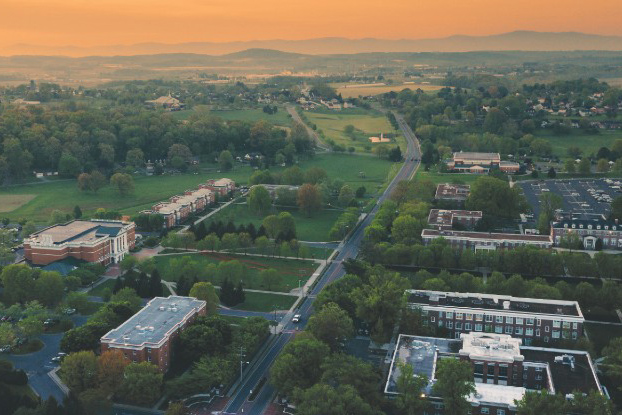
221,111 -> 420,415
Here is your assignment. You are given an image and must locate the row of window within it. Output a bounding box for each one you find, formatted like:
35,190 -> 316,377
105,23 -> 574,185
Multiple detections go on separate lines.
433,312 -> 579,329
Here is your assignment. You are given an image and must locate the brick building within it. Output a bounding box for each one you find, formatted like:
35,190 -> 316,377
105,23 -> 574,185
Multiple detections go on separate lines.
100,296 -> 206,372
407,290 -> 585,345
421,229 -> 553,251
142,184 -> 218,229
24,220 -> 135,266
551,215 -> 622,250
202,178 -> 236,196
385,333 -> 603,415
446,152 -> 520,174
435,183 -> 471,202
428,209 -> 482,231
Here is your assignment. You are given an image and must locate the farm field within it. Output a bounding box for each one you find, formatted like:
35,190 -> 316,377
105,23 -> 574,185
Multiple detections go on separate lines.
535,130 -> 622,157
0,194 -> 36,213
332,83 -> 443,98
305,108 -> 406,153
154,252 -> 317,293
172,107 -> 292,126
204,203 -> 343,242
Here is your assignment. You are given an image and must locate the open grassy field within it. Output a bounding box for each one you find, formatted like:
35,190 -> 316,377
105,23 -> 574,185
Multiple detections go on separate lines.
0,194 -> 36,213
154,252 -> 317,292
305,108 -> 406,153
535,130 -> 622,157
172,107 -> 292,126
222,290 -> 297,312
414,170 -> 481,186
0,151 -> 395,224
204,203 -> 342,242
332,83 -> 443,98
0,168 -> 255,223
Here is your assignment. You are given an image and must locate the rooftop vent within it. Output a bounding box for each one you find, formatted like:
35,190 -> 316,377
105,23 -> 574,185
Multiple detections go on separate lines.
503,301 -> 510,310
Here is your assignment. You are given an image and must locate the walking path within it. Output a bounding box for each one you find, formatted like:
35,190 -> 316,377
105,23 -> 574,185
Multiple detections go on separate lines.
180,194 -> 246,232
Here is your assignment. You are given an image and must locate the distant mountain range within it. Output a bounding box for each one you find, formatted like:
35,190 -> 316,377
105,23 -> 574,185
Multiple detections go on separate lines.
3,31 -> 622,57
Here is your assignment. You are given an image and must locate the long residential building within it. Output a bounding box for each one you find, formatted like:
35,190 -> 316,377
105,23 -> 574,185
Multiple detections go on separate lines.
100,296 -> 206,372
421,228 -> 553,251
428,209 -> 482,231
386,332 -> 603,415
446,152 -> 520,174
141,179 -> 235,229
407,290 -> 585,344
24,219 -> 135,266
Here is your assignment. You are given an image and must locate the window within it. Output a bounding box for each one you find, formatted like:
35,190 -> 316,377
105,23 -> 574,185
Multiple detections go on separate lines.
475,324 -> 483,332
553,331 -> 560,339
526,328 -> 534,336
536,374 -> 542,380
572,332 -> 578,340
563,321 -> 571,329
537,319 -> 542,326
465,323 -> 472,331
553,320 -> 561,328
515,327 -> 523,335
431,316 -> 436,323
466,313 -> 473,321
486,315 -> 493,322
476,314 -> 483,321
487,365 -> 495,376
497,410 -> 506,415
439,311 -> 444,318
499,365 -> 508,379
516,318 -> 524,325
474,362 -> 484,375
506,316 -> 514,324
446,312 -> 453,319
527,318 -> 535,325
495,326 -> 503,334
505,326 -> 513,334
447,321 -> 453,329
536,329 -> 541,336
544,336 -> 549,343
456,322 -> 463,330
545,326 -> 550,333
456,313 -> 463,320
496,316 -> 504,323
573,322 -> 578,329
481,409 -> 489,414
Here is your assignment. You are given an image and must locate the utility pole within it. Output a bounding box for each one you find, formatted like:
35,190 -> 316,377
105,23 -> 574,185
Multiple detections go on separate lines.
239,346 -> 246,381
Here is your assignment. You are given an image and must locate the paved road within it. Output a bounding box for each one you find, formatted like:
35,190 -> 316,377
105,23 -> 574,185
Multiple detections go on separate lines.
4,315 -> 89,402
285,105 -> 330,151
220,112 -> 420,415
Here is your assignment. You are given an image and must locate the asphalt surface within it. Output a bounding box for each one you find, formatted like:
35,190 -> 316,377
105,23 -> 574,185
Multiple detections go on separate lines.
3,315 -> 88,402
518,178 -> 619,218
220,112 -> 420,415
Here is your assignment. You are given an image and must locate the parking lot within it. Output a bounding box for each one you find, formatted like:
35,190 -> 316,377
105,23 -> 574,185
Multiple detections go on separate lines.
519,178 -> 622,218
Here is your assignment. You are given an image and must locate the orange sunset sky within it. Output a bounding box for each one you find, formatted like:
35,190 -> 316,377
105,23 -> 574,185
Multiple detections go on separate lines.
2,0 -> 622,48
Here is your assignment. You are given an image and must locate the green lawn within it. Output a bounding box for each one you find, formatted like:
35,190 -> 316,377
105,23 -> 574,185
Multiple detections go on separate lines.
0,168 -> 255,223
226,290 -> 297,312
297,153 -> 400,194
585,322 -> 622,356
535,130 -> 622,157
305,108 -> 406,153
87,279 -> 116,297
205,203 -> 343,242
0,152 -> 395,224
414,169 -> 481,186
172,107 -> 292,127
154,252 -> 317,293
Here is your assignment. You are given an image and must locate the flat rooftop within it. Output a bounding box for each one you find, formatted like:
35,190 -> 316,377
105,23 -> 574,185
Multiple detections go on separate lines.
521,348 -> 601,396
459,333 -> 523,363
453,152 -> 501,160
422,228 -> 553,243
428,209 -> 482,229
407,290 -> 583,318
28,220 -> 130,245
101,296 -> 206,348
435,183 -> 470,200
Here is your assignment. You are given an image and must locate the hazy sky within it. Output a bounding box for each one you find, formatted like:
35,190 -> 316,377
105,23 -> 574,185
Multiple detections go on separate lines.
2,0 -> 621,47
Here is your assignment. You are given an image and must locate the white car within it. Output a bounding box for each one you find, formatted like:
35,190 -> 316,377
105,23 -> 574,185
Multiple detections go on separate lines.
292,314 -> 302,323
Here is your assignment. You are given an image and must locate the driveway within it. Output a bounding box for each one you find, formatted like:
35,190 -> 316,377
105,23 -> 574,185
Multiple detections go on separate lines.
3,314 -> 88,401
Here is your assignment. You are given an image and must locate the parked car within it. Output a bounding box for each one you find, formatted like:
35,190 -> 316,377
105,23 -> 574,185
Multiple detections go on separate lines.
0,345 -> 11,353
63,308 -> 76,315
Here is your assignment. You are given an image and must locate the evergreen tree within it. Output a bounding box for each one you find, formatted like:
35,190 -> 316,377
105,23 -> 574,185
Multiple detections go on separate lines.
112,277 -> 124,294
73,205 -> 82,219
194,221 -> 207,241
237,223 -> 247,234
176,275 -> 191,296
234,281 -> 246,305
225,220 -> 236,234
257,225 -> 267,239
247,223 -> 257,241
220,277 -> 236,306
149,269 -> 163,297
137,272 -> 150,298
124,272 -> 138,291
